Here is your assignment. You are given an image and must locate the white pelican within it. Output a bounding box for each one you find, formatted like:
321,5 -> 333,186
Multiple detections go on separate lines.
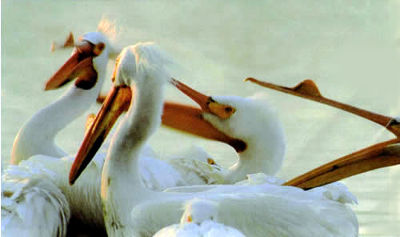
11,24 -> 118,164
3,21 -> 120,233
153,198 -> 246,237
165,79 -> 286,183
69,43 -> 358,236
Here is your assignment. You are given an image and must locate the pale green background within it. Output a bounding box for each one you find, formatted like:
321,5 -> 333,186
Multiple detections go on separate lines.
2,1 -> 400,235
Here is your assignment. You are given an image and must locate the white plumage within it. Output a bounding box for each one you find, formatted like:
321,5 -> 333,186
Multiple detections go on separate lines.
203,94 -> 286,183
2,162 -> 70,237
138,146 -> 225,191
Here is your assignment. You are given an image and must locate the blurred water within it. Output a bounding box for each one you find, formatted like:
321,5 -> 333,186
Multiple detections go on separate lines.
2,0 -> 400,236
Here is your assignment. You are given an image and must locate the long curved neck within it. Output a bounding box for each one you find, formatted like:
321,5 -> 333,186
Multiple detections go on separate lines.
101,76 -> 165,235
11,68 -> 106,164
224,123 -> 286,183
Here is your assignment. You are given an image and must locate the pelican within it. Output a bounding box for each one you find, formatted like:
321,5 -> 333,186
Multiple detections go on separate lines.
69,43 -> 358,236
3,21 -> 120,233
153,198 -> 246,237
11,22 -> 118,164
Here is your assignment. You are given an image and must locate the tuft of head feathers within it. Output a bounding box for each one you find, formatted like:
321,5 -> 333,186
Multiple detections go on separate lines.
133,42 -> 173,73
97,17 -> 118,42
96,17 -> 121,58
115,42 -> 173,87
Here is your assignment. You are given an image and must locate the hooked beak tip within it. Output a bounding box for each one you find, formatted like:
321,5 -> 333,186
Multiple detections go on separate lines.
69,168 -> 78,185
69,179 -> 75,186
69,163 -> 82,185
44,84 -> 53,91
244,77 -> 255,82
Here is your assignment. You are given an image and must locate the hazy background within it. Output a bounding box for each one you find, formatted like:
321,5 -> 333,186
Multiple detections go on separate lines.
2,1 -> 400,235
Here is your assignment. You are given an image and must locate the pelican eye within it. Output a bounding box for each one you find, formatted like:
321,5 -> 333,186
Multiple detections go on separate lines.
77,40 -> 105,58
93,42 -> 105,56
224,106 -> 233,113
208,100 -> 236,119
207,158 -> 216,165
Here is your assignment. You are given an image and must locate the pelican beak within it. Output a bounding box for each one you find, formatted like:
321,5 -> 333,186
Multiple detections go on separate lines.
45,41 -> 105,90
69,85 -> 132,184
162,102 -> 246,152
284,139 -> 400,190
245,77 -> 400,137
171,78 -> 236,119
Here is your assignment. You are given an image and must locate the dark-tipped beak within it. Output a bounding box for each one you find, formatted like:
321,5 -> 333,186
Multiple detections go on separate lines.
162,102 -> 246,152
69,85 -> 132,184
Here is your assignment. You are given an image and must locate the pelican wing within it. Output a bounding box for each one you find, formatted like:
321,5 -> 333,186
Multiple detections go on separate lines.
2,164 -> 70,237
131,186 -> 358,237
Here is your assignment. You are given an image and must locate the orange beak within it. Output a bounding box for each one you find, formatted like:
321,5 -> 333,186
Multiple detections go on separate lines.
69,85 -> 132,184
162,102 -> 246,152
284,138 -> 400,189
245,77 -> 400,137
45,41 -> 105,91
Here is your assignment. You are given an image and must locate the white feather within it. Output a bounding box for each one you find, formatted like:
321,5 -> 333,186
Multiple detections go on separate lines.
2,164 -> 70,237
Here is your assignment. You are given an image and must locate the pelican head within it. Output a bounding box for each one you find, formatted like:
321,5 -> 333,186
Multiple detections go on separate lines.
114,42 -> 172,88
171,79 -> 286,178
45,31 -> 117,91
181,198 -> 219,225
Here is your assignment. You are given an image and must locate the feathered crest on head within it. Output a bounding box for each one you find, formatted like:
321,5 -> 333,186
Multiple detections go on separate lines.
97,17 -> 118,42
134,42 -> 172,66
96,17 -> 122,58
132,42 -> 174,82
